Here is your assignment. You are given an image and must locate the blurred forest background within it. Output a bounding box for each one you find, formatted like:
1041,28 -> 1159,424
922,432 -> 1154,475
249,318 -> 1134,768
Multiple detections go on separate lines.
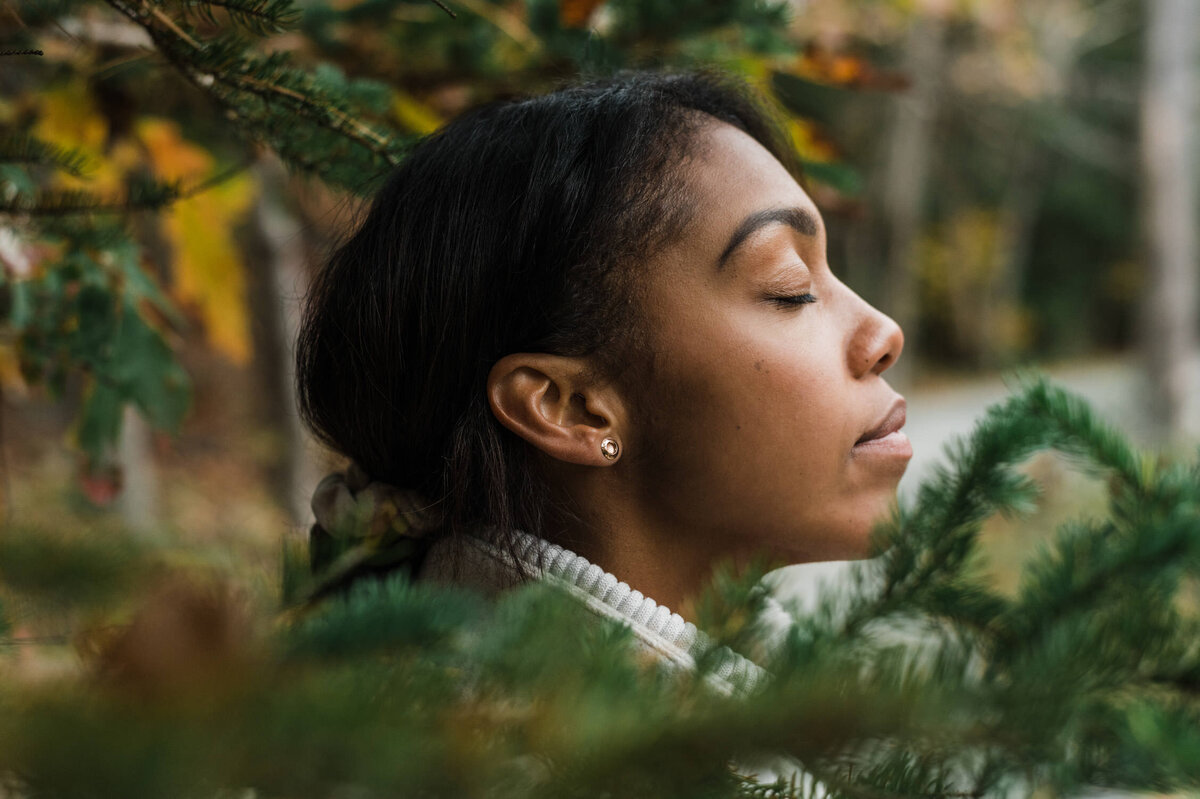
1,0 -> 1198,645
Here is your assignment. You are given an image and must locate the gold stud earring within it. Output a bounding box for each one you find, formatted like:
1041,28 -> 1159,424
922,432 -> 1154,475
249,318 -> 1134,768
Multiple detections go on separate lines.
600,437 -> 620,461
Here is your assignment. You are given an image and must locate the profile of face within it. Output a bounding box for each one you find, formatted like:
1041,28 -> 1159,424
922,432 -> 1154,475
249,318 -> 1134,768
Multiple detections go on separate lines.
621,120 -> 909,567
488,117 -> 909,599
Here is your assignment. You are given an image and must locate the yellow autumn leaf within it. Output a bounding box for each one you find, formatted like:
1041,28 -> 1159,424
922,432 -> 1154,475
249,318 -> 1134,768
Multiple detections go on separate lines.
723,54 -> 773,86
391,90 -> 443,135
139,119 -> 255,365
32,82 -> 123,192
787,118 -> 838,164
34,83 -> 106,155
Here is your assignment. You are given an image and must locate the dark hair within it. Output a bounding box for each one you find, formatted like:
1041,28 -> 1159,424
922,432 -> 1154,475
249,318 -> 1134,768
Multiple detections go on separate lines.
295,70 -> 792,563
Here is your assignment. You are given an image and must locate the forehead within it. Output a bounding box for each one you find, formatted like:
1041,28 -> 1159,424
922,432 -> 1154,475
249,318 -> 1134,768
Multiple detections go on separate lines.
672,121 -> 819,264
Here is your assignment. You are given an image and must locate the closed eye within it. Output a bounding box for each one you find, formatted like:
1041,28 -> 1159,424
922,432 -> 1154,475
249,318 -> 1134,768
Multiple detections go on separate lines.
768,293 -> 818,308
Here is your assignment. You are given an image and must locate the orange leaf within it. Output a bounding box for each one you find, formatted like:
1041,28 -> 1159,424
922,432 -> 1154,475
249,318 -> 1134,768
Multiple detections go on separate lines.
139,119 -> 255,365
796,45 -> 908,91
787,119 -> 839,164
560,0 -> 604,28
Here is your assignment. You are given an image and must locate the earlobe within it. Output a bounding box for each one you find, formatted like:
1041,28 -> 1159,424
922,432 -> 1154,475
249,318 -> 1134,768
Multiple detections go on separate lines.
487,353 -> 623,466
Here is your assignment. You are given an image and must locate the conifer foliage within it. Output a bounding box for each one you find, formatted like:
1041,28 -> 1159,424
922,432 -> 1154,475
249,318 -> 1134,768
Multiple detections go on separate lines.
2,379 -> 1199,798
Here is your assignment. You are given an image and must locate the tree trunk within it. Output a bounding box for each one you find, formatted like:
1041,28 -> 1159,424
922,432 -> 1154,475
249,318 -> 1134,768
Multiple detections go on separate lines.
117,405 -> 159,535
1140,0 -> 1200,440
881,11 -> 947,388
243,160 -> 321,527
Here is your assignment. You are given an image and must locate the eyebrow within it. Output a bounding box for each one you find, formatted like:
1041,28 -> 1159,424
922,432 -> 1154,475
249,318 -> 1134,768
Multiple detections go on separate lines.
716,206 -> 819,271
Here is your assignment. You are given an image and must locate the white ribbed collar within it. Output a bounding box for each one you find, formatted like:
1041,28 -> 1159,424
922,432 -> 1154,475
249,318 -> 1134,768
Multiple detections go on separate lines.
449,530 -> 768,696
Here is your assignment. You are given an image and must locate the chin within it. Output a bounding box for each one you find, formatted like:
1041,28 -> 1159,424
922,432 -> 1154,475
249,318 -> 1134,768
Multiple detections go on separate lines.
766,524 -> 876,565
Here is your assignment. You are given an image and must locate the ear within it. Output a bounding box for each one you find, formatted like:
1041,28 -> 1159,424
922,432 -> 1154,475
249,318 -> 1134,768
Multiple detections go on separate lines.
487,353 -> 625,466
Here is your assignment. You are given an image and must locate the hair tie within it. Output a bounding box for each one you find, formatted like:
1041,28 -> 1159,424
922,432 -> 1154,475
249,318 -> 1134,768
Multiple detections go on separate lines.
302,462 -> 440,603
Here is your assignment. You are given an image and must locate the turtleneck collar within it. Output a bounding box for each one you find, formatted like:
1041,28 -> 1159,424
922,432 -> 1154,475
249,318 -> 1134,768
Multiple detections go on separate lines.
419,529 -> 767,696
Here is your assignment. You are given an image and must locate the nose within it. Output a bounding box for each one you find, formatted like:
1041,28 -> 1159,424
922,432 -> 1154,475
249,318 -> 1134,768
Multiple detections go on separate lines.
847,295 -> 904,379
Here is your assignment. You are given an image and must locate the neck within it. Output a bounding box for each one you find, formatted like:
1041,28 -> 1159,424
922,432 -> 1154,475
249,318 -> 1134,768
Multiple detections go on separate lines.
542,482 -> 728,619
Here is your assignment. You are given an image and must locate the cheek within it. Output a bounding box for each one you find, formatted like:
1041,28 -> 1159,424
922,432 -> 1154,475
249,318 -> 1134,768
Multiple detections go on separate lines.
738,346 -> 858,485
640,315 -> 853,497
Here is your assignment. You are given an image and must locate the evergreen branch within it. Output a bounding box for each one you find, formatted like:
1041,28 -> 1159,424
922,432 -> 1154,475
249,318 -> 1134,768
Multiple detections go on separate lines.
104,0 -> 404,175
173,0 -> 301,35
0,164 -> 246,217
0,133 -> 93,177
1017,379 -> 1144,493
0,184 -> 181,217
995,511 -> 1198,664
142,0 -> 205,48
218,72 -> 395,155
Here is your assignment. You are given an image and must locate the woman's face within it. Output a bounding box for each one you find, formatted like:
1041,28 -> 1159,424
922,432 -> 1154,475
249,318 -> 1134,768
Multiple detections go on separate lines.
626,120 -> 909,564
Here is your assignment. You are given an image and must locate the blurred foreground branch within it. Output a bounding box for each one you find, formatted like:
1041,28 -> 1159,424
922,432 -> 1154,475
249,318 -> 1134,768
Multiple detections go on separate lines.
2,380 -> 1200,798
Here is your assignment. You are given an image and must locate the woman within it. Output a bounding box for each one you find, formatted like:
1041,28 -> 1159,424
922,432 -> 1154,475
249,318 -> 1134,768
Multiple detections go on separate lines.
295,70 -> 908,690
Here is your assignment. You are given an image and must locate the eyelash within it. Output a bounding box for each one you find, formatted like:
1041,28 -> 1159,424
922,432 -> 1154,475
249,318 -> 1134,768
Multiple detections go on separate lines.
768,293 -> 818,308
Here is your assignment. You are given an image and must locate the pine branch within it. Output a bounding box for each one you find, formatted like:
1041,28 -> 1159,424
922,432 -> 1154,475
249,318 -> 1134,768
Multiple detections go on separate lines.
103,0 -> 405,188
0,183 -> 181,217
0,133 -> 93,177
995,512 -> 1199,668
0,164 -> 245,217
172,0 -> 301,36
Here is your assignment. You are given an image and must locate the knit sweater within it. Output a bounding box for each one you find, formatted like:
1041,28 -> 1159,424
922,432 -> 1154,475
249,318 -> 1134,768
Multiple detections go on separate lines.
418,529 -> 768,696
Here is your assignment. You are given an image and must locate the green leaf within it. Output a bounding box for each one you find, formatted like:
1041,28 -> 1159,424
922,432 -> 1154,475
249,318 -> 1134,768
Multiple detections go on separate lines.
771,72 -> 849,125
0,164 -> 38,198
72,284 -> 117,365
800,159 -> 861,195
76,377 -> 124,456
6,278 -> 36,328
108,301 -> 191,433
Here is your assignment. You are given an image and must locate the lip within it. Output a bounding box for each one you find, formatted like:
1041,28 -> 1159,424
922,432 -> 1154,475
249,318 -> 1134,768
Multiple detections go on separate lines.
852,397 -> 912,459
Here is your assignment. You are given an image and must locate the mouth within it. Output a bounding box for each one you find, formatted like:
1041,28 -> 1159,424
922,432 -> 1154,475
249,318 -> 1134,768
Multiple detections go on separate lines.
852,397 -> 911,458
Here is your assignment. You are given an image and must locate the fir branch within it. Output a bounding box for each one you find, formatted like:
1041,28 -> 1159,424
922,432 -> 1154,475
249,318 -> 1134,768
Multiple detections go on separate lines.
0,164 -> 246,217
142,0 -> 205,48
173,0 -> 301,35
1017,379 -> 1144,493
0,184 -> 181,217
219,71 -> 394,155
996,512 -> 1199,663
0,133 -> 93,177
104,0 -> 405,178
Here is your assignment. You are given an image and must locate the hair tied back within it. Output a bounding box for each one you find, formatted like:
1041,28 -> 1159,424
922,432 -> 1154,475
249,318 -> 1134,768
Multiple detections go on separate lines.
301,462 -> 441,604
